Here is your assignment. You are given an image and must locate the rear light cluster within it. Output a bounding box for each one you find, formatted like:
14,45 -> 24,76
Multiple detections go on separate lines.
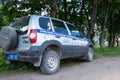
23,53 -> 30,57
29,29 -> 37,43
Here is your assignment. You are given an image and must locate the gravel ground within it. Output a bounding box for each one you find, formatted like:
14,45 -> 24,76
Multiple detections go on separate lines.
0,57 -> 120,80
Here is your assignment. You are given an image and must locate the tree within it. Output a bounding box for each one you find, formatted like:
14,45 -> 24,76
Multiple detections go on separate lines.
98,0 -> 110,48
86,0 -> 99,40
107,1 -> 120,47
50,0 -> 58,17
0,0 -> 120,49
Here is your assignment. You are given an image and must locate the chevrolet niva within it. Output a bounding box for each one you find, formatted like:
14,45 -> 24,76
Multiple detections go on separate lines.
0,15 -> 93,75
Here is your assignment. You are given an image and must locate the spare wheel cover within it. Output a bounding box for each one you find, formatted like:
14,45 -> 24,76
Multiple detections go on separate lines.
0,26 -> 17,51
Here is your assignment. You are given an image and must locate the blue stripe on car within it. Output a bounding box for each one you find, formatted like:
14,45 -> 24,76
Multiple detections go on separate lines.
35,29 -> 88,42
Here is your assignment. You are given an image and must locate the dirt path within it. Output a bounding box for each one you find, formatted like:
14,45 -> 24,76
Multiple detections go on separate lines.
0,57 -> 120,80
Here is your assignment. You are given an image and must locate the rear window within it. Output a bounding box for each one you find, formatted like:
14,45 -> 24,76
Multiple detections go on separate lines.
39,17 -> 52,30
11,16 -> 30,32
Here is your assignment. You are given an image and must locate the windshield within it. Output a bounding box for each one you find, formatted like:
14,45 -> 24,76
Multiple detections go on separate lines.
11,16 -> 30,32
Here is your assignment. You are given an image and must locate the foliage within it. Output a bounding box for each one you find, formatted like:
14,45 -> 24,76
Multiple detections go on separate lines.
106,1 -> 120,47
0,0 -> 120,46
0,6 -> 9,29
0,0 -> 47,28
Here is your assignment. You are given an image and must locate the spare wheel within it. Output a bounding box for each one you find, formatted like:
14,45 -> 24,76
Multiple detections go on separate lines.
0,26 -> 17,51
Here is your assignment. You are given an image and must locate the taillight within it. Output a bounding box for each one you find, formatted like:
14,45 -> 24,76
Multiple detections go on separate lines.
29,29 -> 37,43
23,53 -> 30,57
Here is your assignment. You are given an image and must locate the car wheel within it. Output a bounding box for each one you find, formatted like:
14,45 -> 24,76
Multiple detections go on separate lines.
40,50 -> 60,75
85,47 -> 93,62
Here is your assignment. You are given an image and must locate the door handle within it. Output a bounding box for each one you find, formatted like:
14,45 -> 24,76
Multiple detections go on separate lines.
55,35 -> 60,38
72,38 -> 76,40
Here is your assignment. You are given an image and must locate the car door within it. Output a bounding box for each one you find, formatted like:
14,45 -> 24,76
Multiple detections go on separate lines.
66,23 -> 87,56
51,19 -> 73,58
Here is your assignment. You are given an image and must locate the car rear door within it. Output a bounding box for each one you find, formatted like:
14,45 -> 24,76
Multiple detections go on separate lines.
66,23 -> 87,56
11,16 -> 31,51
51,19 -> 73,58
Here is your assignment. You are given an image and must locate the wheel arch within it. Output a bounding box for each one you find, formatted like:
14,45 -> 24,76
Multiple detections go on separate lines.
34,40 -> 62,67
40,40 -> 62,58
88,44 -> 94,49
86,42 -> 94,49
83,43 -> 94,62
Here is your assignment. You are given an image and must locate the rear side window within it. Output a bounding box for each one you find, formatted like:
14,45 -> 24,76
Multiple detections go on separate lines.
39,17 -> 51,30
51,19 -> 68,35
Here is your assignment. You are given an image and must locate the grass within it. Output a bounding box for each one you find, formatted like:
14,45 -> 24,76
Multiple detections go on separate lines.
0,47 -> 120,72
94,46 -> 120,58
0,49 -> 13,72
0,49 -> 34,73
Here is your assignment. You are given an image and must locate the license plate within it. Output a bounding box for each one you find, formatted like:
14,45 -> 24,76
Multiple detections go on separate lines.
6,54 -> 18,60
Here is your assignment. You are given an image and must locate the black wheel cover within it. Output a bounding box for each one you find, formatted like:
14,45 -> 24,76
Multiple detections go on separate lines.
0,26 -> 17,51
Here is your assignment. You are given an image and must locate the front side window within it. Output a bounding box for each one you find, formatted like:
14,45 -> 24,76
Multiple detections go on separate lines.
11,16 -> 30,32
52,19 -> 68,35
39,17 -> 51,30
67,23 -> 82,38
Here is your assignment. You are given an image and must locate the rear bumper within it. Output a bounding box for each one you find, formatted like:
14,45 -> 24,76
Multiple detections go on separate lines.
2,46 -> 41,63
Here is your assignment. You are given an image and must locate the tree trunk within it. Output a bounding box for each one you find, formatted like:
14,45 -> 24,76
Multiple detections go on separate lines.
86,0 -> 99,39
111,33 -> 117,47
50,0 -> 58,18
100,21 -> 105,48
63,0 -> 67,21
100,3 -> 109,48
108,32 -> 113,48
83,0 -> 91,31
116,37 -> 119,47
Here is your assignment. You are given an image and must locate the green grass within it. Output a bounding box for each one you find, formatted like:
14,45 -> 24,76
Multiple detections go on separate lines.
0,49 -> 16,72
0,47 -> 120,73
0,49 -> 10,72
94,46 -> 120,58
0,49 -> 34,73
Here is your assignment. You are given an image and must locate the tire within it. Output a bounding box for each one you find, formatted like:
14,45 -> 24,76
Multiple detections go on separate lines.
0,26 -> 17,51
85,47 -> 93,62
40,50 -> 60,75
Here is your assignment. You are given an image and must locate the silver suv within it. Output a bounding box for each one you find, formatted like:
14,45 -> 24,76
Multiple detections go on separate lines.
0,15 -> 93,74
